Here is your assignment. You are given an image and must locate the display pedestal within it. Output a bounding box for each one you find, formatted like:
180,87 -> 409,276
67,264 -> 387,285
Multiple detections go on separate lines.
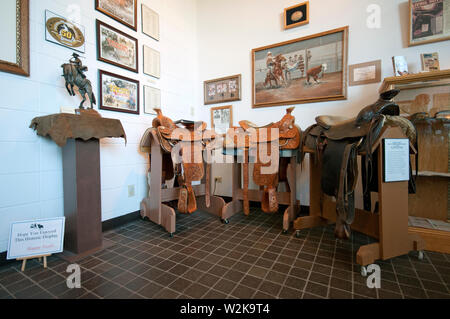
60,138 -> 111,262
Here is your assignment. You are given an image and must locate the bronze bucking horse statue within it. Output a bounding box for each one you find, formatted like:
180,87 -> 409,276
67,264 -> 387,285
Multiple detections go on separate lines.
61,53 -> 96,109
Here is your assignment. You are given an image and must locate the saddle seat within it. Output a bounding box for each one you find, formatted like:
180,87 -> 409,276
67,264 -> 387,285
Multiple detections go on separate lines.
224,107 -> 301,215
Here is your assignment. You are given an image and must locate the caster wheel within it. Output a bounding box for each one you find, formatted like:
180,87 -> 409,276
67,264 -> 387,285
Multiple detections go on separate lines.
361,266 -> 368,277
282,229 -> 288,235
295,230 -> 301,238
169,233 -> 174,238
418,251 -> 424,260
221,219 -> 229,225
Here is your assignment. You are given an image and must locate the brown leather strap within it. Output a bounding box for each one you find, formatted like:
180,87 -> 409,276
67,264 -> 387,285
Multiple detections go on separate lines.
205,164 -> 211,208
243,149 -> 250,216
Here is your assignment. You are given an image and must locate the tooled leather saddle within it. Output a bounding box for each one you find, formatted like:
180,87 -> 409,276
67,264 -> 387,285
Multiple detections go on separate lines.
224,107 -> 301,215
302,89 -> 417,239
150,109 -> 217,214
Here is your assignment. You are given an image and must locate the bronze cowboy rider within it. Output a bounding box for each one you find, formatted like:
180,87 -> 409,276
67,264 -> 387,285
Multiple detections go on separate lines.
70,53 -> 88,79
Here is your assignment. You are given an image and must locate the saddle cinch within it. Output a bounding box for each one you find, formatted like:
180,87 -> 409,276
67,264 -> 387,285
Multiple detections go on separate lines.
149,109 -> 217,214
303,90 -> 417,240
224,107 -> 301,215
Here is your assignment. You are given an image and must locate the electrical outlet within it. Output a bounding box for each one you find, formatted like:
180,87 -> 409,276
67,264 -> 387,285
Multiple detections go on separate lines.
128,185 -> 135,197
215,177 -> 222,183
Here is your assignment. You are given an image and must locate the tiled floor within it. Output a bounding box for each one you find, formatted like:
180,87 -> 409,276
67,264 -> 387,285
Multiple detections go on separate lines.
0,209 -> 449,299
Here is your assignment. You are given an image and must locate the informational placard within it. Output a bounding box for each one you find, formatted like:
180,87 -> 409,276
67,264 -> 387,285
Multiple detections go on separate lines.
383,139 -> 410,183
7,218 -> 65,260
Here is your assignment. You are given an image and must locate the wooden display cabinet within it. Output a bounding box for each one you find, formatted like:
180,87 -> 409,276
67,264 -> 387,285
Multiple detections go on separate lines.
380,70 -> 450,253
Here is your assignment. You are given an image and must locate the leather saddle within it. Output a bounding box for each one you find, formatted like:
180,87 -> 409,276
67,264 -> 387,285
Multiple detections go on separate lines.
224,107 -> 301,215
149,109 -> 216,214
303,89 -> 415,239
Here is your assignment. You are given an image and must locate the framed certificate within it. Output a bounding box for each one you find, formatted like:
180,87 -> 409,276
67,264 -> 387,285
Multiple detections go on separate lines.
143,45 -> 160,79
142,4 -> 160,41
349,60 -> 381,86
144,86 -> 161,115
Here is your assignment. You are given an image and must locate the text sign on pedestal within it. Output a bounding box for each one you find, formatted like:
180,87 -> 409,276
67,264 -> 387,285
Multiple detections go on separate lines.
383,138 -> 410,183
7,218 -> 65,260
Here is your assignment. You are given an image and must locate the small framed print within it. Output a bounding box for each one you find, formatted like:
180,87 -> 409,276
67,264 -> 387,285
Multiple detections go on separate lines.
144,86 -> 161,115
204,74 -> 241,105
97,20 -> 138,73
143,45 -> 160,79
284,1 -> 309,30
211,105 -> 233,135
409,0 -> 450,47
96,0 -> 137,31
349,60 -> 381,86
45,10 -> 86,53
99,70 -> 140,115
142,4 -> 160,41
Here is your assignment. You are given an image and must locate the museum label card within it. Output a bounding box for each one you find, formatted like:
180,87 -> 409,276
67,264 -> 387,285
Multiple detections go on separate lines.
383,139 -> 410,183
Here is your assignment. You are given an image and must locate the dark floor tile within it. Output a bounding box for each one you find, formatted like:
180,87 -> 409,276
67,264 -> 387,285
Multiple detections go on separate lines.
125,277 -> 150,292
154,272 -> 178,286
309,273 -> 330,286
240,275 -> 262,290
138,282 -> 164,298
184,283 -> 209,298
204,289 -> 228,299
329,288 -> 352,299
91,281 -> 121,298
265,271 -> 286,285
14,285 -> 46,299
169,277 -> 192,293
400,285 -> 427,299
224,269 -> 246,282
279,286 -> 302,299
420,279 -> 449,293
259,281 -> 282,296
378,289 -> 402,299
305,282 -> 328,298
214,278 -> 237,294
231,285 -> 256,299
198,273 -> 221,287
153,288 -> 180,299
353,283 -> 377,299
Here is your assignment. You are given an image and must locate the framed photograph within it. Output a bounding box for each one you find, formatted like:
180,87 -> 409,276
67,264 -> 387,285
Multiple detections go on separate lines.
142,4 -> 160,41
421,52 -> 440,71
252,26 -> 348,108
284,1 -> 309,30
392,56 -> 409,76
0,0 -> 29,77
97,20 -> 138,73
204,74 -> 241,105
144,86 -> 161,115
348,60 -> 381,86
409,0 -> 450,47
143,45 -> 160,78
96,0 -> 137,31
99,70 -> 140,115
45,10 -> 85,53
211,105 -> 233,134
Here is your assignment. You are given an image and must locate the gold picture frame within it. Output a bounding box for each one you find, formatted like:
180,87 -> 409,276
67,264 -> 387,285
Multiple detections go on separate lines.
211,105 -> 233,134
284,1 -> 309,30
0,0 -> 29,77
204,74 -> 241,105
349,60 -> 382,87
408,0 -> 450,47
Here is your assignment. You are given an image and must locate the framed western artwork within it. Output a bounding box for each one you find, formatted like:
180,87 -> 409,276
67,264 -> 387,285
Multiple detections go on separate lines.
45,10 -> 85,53
409,0 -> 450,46
0,0 -> 29,77
142,4 -> 160,41
252,26 -> 348,108
284,1 -> 309,30
211,105 -> 233,134
144,85 -> 161,115
143,45 -> 160,78
96,0 -> 137,31
99,70 -> 140,115
204,74 -> 242,105
97,20 -> 138,73
348,60 -> 382,86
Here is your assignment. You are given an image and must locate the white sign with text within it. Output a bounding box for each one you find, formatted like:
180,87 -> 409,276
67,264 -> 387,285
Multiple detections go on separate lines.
7,218 -> 65,260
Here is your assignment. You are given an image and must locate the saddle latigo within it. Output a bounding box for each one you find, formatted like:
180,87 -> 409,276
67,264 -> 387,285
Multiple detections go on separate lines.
151,109 -> 218,214
224,107 -> 301,215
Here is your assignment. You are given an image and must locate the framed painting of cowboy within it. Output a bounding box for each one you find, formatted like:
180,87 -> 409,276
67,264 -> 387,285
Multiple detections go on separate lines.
252,26 -> 348,108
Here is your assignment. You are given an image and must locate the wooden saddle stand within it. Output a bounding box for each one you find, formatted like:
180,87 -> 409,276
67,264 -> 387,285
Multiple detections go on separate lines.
296,91 -> 425,276
140,109 -> 225,236
222,107 -> 302,231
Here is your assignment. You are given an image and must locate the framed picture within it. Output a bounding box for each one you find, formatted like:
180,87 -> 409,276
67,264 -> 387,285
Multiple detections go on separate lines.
421,52 -> 440,71
252,26 -> 348,108
143,45 -> 160,78
348,60 -> 381,86
45,10 -> 85,53
211,105 -> 233,134
142,4 -> 160,41
96,0 -> 137,31
284,1 -> 309,30
204,74 -> 242,105
0,0 -> 29,77
99,70 -> 139,115
409,0 -> 450,47
392,56 -> 409,76
144,86 -> 161,115
97,20 -> 138,73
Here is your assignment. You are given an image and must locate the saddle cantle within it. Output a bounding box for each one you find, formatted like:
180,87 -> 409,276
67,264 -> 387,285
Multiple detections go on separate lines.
145,109 -> 217,214
224,107 -> 301,215
303,89 -> 416,240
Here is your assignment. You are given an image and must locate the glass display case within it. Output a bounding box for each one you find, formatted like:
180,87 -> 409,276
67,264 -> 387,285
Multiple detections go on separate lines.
380,70 -> 450,254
